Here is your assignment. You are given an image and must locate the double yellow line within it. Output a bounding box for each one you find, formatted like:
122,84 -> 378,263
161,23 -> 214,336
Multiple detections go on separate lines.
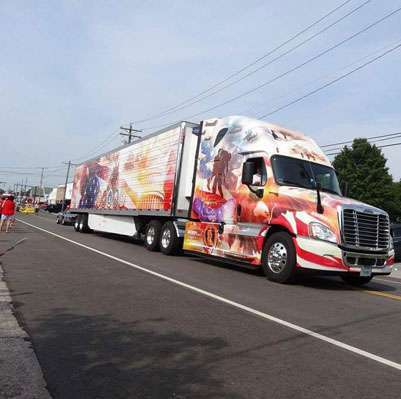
359,289 -> 401,301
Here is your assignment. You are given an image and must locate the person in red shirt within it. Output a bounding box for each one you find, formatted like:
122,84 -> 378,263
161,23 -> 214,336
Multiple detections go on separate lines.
0,196 -> 16,233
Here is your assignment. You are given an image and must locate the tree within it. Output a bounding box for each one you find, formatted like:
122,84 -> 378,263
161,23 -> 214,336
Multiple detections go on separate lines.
333,138 -> 401,221
393,181 -> 401,222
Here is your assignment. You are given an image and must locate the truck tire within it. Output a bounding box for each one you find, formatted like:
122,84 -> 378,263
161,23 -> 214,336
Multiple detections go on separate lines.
80,214 -> 91,233
160,221 -> 182,255
341,274 -> 373,286
76,214 -> 90,233
74,216 -> 80,232
261,232 -> 297,283
144,220 -> 162,251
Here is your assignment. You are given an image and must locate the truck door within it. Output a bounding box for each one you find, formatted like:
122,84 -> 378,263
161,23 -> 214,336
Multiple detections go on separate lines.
217,155 -> 268,263
184,141 -> 269,265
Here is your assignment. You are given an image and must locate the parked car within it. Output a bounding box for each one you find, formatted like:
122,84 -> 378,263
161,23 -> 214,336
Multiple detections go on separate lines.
38,203 -> 48,211
391,224 -> 401,262
56,210 -> 78,225
47,204 -> 62,213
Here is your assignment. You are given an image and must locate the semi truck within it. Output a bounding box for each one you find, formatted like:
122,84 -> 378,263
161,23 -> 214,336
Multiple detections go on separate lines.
70,116 -> 395,284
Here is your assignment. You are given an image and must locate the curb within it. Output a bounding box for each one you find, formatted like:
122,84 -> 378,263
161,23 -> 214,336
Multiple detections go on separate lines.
0,264 -> 51,399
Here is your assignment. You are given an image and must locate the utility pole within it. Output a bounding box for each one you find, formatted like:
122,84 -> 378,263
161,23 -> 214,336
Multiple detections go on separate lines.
120,123 -> 142,144
36,167 -> 45,204
61,161 -> 78,212
61,161 -> 71,212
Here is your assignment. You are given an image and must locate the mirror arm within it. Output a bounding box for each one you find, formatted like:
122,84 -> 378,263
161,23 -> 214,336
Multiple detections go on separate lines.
247,185 -> 264,198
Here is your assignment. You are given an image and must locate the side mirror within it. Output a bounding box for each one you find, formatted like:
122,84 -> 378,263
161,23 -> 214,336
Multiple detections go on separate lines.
242,161 -> 255,185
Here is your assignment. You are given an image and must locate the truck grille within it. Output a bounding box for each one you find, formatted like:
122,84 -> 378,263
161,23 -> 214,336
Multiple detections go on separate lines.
342,208 -> 390,250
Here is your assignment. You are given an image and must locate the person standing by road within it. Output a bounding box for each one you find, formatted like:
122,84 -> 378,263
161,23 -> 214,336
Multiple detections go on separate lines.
0,195 -> 4,220
0,196 -> 16,233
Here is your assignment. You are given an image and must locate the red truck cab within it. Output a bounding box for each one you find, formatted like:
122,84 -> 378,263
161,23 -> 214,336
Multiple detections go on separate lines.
183,116 -> 394,284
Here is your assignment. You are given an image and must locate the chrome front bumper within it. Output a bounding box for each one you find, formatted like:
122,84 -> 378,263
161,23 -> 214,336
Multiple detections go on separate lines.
342,248 -> 393,275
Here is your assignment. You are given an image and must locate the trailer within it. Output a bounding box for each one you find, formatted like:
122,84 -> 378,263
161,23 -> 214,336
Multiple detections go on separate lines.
70,121 -> 199,252
70,116 -> 395,284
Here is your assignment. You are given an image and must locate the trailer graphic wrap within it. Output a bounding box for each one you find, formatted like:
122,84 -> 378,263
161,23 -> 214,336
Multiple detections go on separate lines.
184,116 -> 393,272
70,127 -> 181,213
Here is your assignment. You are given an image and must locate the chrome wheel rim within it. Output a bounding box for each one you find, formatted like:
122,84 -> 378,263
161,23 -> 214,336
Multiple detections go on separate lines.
146,226 -> 156,246
161,228 -> 171,248
267,242 -> 287,273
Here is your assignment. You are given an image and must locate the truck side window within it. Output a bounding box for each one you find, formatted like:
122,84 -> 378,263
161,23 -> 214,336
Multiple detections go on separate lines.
243,157 -> 267,186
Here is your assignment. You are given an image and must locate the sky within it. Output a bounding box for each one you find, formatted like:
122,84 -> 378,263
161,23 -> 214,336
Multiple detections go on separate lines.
1,0 -> 401,190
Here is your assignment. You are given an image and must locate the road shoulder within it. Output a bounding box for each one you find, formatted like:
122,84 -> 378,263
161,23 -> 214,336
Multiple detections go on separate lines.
0,263 -> 51,399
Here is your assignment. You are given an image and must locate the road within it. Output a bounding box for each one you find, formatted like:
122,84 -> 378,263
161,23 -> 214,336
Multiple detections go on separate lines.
1,212 -> 401,398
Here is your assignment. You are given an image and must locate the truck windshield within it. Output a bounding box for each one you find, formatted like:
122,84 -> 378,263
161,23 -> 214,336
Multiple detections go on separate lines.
271,155 -> 341,196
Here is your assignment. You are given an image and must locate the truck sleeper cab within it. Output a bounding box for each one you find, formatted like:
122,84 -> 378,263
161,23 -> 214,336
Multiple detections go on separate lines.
70,116 -> 394,285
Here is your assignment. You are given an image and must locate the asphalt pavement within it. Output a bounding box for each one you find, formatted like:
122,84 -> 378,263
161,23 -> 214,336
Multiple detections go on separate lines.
1,212 -> 401,398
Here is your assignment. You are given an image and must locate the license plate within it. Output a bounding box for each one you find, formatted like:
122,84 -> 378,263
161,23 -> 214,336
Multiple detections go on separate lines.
360,266 -> 372,277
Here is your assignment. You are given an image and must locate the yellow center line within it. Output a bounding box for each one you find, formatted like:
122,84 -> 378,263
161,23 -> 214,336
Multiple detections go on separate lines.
359,289 -> 401,301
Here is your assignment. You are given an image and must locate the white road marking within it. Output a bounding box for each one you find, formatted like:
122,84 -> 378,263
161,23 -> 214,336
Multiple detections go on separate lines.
16,218 -> 401,372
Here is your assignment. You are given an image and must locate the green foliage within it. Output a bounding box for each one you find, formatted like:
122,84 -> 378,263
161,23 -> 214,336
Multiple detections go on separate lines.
333,138 -> 401,221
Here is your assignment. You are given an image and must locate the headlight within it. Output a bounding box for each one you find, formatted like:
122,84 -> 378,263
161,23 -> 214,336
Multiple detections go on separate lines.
309,222 -> 337,244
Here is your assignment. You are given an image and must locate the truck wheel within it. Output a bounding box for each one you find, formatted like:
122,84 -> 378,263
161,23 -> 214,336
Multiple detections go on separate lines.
341,274 -> 373,286
160,222 -> 182,255
144,220 -> 162,251
74,216 -> 80,232
80,214 -> 91,233
261,232 -> 297,283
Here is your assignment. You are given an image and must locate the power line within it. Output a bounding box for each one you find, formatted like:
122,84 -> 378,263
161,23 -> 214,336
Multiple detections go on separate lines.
257,40 -> 401,119
142,6 -> 401,131
0,165 -> 64,171
134,0 -> 370,124
326,141 -> 401,156
133,0 -> 355,124
71,130 -> 121,162
321,133 -> 401,152
321,131 -> 401,148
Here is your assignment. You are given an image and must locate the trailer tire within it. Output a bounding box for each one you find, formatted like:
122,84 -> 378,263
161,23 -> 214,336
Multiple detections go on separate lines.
76,214 -> 90,233
261,232 -> 297,283
341,274 -> 373,286
144,220 -> 162,251
160,222 -> 181,255
81,214 -> 91,233
74,216 -> 80,232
